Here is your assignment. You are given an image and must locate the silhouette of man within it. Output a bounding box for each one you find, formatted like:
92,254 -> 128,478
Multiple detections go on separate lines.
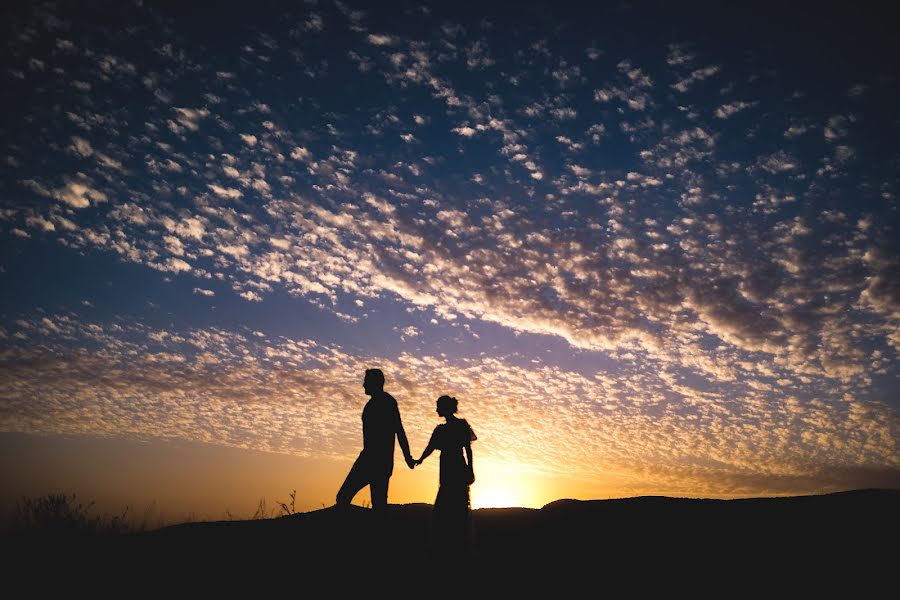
336,368 -> 415,509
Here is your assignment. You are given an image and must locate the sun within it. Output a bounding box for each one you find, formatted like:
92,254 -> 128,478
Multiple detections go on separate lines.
467,462 -> 552,509
471,485 -> 519,509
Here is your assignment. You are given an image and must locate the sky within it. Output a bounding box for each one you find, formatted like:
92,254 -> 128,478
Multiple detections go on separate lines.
1,0 -> 899,522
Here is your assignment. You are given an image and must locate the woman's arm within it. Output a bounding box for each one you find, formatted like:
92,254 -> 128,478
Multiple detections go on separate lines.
465,442 -> 474,484
415,431 -> 437,465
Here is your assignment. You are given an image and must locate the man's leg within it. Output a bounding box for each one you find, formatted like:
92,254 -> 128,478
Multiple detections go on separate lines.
336,456 -> 370,506
370,475 -> 390,510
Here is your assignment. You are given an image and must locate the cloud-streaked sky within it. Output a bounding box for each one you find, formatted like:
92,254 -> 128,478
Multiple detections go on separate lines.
2,0 -> 899,516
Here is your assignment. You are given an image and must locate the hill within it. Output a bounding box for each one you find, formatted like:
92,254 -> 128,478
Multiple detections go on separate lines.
6,489 -> 897,591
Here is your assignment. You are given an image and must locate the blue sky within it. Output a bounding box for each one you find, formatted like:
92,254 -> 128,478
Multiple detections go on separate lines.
1,0 -> 898,508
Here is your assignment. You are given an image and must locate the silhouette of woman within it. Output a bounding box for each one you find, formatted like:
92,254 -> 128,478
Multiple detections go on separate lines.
415,395 -> 477,559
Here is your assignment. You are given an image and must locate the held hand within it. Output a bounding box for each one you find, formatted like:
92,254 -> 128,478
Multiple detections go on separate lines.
406,456 -> 416,469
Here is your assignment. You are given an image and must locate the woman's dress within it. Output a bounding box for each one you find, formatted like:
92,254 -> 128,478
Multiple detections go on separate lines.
429,418 -> 476,556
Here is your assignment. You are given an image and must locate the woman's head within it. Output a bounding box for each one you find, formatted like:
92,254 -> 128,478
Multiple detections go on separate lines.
436,395 -> 458,417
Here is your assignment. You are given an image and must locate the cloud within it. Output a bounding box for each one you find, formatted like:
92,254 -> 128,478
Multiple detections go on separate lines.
159,159 -> 182,172
55,177 -> 108,208
465,40 -> 494,69
97,54 -> 136,77
757,150 -> 799,173
20,179 -> 52,198
846,84 -> 868,98
824,115 -> 852,141
22,175 -> 108,209
70,136 -> 93,157
2,314 -> 897,499
594,62 -> 655,111
207,184 -> 243,199
714,101 -> 756,119
834,145 -> 855,162
568,164 -> 591,178
549,107 -> 577,120
303,13 -> 324,32
25,145 -> 875,403
367,33 -> 398,46
25,215 -> 55,232
784,123 -> 810,138
666,43 -> 695,66
859,239 -> 900,319
193,288 -> 215,297
5,1 -> 898,500
452,126 -> 478,137
671,65 -> 720,93
173,107 -> 210,131
617,60 -> 652,87
586,123 -> 605,143
164,235 -> 185,256
164,258 -> 192,273
290,147 -> 311,161
220,243 -> 250,259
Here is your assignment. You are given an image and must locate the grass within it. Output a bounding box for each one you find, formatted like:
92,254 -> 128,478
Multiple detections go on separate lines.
9,489 -> 314,534
13,492 -> 134,535
275,489 -> 297,516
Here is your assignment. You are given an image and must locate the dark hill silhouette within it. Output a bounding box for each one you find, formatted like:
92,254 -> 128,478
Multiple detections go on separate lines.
6,489 -> 897,592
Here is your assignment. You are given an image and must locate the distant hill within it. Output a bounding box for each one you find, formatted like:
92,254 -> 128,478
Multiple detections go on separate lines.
7,489 -> 897,591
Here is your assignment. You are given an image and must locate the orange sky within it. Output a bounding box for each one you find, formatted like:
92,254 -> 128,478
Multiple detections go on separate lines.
1,432 -> 606,526
5,428 -> 898,529
3,1 -> 900,528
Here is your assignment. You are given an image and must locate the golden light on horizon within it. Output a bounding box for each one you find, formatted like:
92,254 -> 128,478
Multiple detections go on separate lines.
469,462 -> 557,509
2,0 -> 900,527
472,485 -> 518,509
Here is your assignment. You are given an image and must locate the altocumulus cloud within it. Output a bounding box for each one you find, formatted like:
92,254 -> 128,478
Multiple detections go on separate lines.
1,1 -> 898,496
2,314 -> 898,496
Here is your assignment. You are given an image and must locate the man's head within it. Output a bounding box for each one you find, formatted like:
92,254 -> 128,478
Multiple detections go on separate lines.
363,368 -> 385,396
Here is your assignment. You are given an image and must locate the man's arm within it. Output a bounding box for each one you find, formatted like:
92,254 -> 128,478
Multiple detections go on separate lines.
393,401 -> 415,469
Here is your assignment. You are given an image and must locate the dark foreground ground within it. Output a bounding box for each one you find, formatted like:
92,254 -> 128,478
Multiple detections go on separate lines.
5,489 -> 897,592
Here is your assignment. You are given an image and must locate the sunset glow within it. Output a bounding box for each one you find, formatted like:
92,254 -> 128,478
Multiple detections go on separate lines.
1,1 -> 899,522
472,487 -> 518,510
468,463 -> 551,509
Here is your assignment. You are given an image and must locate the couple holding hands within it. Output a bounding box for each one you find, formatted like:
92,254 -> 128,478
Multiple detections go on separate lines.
336,368 -> 477,553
